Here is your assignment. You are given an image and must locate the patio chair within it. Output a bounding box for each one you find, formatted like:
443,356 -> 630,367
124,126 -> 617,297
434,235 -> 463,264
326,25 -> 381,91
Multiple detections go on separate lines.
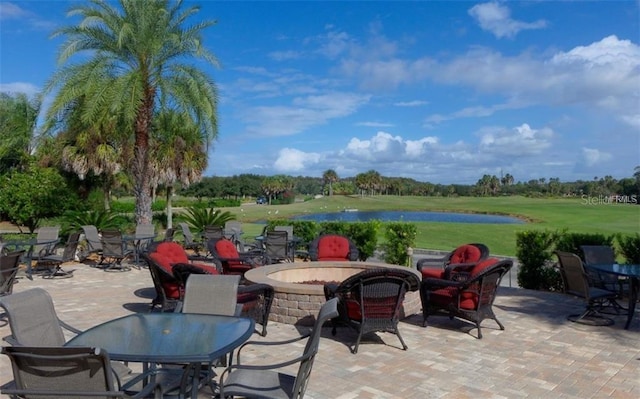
218,298 -> 338,399
581,245 -> 628,309
225,221 -> 259,253
420,258 -> 513,338
263,230 -> 291,264
143,241 -> 219,312
308,234 -> 359,261
555,251 -> 617,326
31,226 -> 61,261
0,288 -> 133,379
36,231 -> 80,279
324,268 -> 420,353
0,251 -> 24,297
1,346 -> 160,399
101,229 -> 133,272
81,225 -> 104,264
203,225 -> 224,242
174,267 -> 274,337
178,222 -> 204,255
163,227 -> 175,242
417,243 -> 489,279
208,237 -> 263,276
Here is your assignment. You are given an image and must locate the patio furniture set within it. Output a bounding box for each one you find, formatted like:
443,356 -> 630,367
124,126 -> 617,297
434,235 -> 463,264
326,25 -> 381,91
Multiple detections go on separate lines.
1,224 -> 635,398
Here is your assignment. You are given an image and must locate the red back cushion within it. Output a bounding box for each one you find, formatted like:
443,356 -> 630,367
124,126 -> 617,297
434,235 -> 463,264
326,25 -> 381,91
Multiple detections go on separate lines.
215,239 -> 239,258
150,242 -> 218,299
421,268 -> 445,279
317,235 -> 351,261
449,244 -> 482,264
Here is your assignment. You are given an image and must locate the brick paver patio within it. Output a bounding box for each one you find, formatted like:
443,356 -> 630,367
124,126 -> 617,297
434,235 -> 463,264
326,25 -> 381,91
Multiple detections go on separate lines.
1,262 -> 638,398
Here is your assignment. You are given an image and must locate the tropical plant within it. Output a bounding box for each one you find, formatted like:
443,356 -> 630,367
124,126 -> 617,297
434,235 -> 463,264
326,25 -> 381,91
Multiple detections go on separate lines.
0,92 -> 41,173
150,109 -> 210,229
178,206 -> 235,233
45,0 -> 219,225
60,209 -> 126,234
322,169 -> 338,196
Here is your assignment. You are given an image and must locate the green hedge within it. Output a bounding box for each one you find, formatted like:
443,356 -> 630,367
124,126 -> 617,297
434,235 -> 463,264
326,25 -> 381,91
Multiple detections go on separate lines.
516,229 -> 635,291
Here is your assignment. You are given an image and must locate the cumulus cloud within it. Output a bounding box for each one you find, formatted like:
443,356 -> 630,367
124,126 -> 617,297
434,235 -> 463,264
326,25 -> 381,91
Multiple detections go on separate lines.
468,1 -> 547,39
479,123 -> 553,155
273,148 -> 321,172
342,131 -> 438,161
581,148 -> 612,167
0,2 -> 29,19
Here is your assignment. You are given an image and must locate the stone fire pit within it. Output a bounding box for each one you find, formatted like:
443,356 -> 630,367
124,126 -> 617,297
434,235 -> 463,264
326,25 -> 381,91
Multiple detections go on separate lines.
244,261 -> 422,326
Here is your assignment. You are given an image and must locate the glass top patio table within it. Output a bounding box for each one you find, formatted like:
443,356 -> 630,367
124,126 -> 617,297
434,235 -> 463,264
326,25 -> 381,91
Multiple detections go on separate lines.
586,263 -> 639,329
66,312 -> 254,363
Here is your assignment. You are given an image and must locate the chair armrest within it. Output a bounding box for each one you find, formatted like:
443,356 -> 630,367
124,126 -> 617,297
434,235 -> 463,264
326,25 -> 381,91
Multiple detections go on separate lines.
59,319 -> 83,335
416,257 -> 446,271
233,333 -> 311,365
238,283 -> 273,296
421,277 -> 463,290
442,262 -> 477,280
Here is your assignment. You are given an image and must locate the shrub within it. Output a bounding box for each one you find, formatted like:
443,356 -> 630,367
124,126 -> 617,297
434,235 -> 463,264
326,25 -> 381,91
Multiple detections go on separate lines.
381,222 -> 417,266
110,201 -> 135,213
617,233 -> 640,263
178,206 -> 236,233
555,232 -> 615,259
516,230 -> 561,291
60,209 -> 127,234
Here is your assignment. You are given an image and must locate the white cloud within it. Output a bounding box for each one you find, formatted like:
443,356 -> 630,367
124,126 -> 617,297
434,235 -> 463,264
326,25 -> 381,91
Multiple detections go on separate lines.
356,121 -> 395,128
479,123 -> 553,155
0,82 -> 40,97
0,2 -> 29,19
268,50 -> 302,61
241,92 -> 370,137
273,148 -> 321,172
394,100 -> 429,107
581,148 -> 612,167
468,1 -> 547,39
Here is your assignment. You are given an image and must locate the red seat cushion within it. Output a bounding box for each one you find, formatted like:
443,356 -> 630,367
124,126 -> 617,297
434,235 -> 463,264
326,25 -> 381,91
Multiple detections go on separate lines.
317,236 -> 351,261
449,245 -> 482,264
214,239 -> 252,275
429,258 -> 499,310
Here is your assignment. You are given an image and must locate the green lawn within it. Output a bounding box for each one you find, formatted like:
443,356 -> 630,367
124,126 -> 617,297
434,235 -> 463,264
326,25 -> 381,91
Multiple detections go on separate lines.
220,195 -> 639,257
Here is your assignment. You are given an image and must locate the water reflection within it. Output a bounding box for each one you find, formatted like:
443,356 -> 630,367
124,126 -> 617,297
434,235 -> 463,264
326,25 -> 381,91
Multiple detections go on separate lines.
292,210 -> 524,224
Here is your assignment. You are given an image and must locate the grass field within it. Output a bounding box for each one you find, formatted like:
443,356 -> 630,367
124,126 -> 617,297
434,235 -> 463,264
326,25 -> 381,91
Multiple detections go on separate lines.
220,195 -> 639,256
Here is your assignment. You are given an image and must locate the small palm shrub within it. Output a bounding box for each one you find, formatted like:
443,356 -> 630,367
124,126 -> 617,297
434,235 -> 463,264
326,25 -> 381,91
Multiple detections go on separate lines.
178,206 -> 236,233
60,209 -> 126,234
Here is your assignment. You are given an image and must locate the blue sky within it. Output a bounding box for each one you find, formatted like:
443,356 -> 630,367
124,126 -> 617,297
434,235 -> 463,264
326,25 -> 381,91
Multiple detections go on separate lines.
1,1 -> 639,184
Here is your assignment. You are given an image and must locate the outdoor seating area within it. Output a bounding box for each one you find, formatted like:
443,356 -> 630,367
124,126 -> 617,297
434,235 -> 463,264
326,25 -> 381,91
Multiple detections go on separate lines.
0,256 -> 638,397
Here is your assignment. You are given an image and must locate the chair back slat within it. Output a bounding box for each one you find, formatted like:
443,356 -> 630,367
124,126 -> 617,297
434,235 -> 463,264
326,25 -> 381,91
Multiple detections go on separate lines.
0,251 -> 25,296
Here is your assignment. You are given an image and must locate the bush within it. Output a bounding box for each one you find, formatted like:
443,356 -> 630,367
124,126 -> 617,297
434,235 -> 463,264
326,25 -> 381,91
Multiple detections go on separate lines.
516,230 -> 561,291
59,209 -> 128,235
381,222 -> 417,266
617,233 -> 640,263
555,231 -> 614,259
178,207 -> 236,232
110,201 -> 135,213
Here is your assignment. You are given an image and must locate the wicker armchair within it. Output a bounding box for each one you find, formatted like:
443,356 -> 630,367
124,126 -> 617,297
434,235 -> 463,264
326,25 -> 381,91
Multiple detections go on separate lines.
420,258 -> 512,338
143,241 -> 219,312
324,268 -> 420,353
417,243 -> 489,278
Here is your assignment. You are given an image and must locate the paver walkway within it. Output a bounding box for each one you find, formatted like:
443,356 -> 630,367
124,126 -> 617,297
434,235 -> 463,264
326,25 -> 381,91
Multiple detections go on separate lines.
1,262 -> 638,398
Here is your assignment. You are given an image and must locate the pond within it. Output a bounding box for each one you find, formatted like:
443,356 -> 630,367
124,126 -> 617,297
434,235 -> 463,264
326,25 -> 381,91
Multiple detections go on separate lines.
292,210 -> 524,224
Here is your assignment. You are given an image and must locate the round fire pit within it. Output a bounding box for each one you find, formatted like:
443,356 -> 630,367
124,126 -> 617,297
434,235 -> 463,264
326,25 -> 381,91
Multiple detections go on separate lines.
244,261 -> 421,326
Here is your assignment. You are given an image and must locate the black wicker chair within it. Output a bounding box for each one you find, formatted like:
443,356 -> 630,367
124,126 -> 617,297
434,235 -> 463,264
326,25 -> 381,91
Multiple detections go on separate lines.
324,268 -> 420,354
420,258 -> 513,338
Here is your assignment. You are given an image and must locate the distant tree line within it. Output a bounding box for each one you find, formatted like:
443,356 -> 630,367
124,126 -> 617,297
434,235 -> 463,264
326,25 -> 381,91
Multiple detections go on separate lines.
177,168 -> 640,202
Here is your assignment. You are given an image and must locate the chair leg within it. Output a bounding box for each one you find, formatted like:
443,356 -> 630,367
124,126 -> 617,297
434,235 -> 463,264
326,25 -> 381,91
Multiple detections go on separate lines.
395,328 -> 408,350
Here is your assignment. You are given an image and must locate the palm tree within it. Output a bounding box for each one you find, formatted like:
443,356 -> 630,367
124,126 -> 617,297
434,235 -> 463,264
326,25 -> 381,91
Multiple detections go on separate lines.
322,169 -> 338,196
45,0 -> 219,224
150,110 -> 210,228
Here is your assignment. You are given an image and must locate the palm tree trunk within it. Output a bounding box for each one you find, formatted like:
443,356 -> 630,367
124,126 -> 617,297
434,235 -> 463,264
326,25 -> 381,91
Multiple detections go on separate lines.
166,185 -> 174,229
133,89 -> 154,225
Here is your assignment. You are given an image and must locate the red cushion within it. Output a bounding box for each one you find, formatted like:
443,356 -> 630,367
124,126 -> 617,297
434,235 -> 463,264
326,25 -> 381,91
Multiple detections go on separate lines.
317,236 -> 351,261
421,268 -> 444,279
449,245 -> 482,264
345,297 -> 398,321
430,258 -> 499,310
215,239 -> 239,258
470,258 -> 498,277
150,243 -> 218,299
